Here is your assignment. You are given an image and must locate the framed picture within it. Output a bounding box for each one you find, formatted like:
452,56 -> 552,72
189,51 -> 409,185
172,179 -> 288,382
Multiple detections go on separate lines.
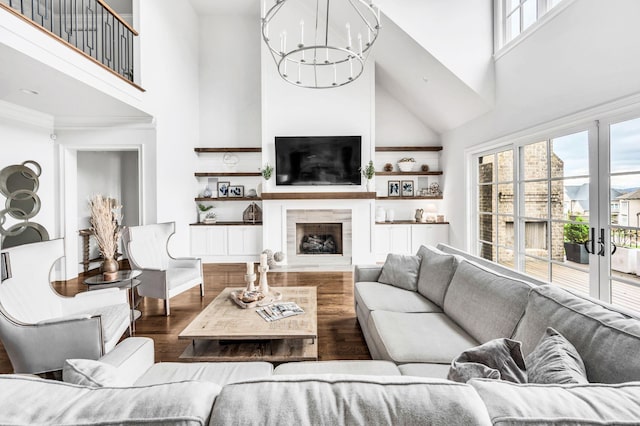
228,185 -> 244,198
401,180 -> 414,197
388,180 -> 400,197
217,181 -> 230,198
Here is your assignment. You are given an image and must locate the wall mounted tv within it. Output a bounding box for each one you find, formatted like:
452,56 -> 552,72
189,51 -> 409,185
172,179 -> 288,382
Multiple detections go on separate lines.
275,136 -> 362,186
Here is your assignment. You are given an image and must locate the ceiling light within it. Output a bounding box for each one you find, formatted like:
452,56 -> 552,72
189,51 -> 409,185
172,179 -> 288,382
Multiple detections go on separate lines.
262,0 -> 381,89
19,88 -> 39,95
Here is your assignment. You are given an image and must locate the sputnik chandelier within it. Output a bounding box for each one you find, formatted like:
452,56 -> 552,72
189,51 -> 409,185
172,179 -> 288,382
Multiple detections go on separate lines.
261,0 -> 381,89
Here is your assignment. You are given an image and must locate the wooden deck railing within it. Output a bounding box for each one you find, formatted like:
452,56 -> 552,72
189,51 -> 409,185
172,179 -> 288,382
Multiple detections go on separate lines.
0,0 -> 140,87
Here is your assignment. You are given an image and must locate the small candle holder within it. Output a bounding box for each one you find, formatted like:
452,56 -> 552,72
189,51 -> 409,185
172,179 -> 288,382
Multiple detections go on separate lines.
258,265 -> 270,295
244,273 -> 257,292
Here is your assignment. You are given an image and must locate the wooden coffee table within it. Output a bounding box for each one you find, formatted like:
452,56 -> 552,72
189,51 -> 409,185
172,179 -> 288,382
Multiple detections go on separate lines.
178,286 -> 318,362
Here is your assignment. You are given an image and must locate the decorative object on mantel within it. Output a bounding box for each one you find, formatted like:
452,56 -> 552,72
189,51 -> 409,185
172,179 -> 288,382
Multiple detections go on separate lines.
401,180 -> 414,197
245,261 -> 256,292
388,180 -> 400,197
376,206 -> 386,222
437,215 -> 445,223
397,157 -> 416,172
0,160 -> 49,249
217,181 -> 230,198
414,208 -> 424,222
222,153 -> 239,171
89,194 -> 122,280
274,251 -> 285,264
243,202 -> 263,224
202,184 -> 213,198
429,182 -> 442,196
261,163 -> 273,181
425,203 -> 438,223
360,160 -> 375,192
198,204 -> 216,224
261,0 -> 381,89
421,164 -> 430,172
262,249 -> 276,268
383,163 -> 393,172
246,189 -> 258,198
386,209 -> 395,222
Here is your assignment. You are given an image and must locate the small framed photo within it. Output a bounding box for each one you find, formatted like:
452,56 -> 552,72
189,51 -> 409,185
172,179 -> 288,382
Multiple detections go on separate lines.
217,181 -> 230,198
228,185 -> 244,198
401,180 -> 414,197
388,180 -> 400,197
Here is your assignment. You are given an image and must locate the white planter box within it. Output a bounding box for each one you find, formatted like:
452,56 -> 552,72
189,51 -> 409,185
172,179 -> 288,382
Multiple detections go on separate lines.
611,247 -> 638,274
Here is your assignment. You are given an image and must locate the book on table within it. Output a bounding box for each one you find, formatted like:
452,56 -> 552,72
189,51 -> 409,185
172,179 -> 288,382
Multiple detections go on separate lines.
256,302 -> 304,322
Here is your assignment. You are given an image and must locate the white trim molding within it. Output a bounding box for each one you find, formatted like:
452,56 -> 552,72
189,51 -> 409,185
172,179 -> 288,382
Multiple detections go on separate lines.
0,100 -> 54,129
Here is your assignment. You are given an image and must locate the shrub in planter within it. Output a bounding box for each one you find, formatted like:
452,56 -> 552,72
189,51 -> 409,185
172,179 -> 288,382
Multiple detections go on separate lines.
564,216 -> 589,264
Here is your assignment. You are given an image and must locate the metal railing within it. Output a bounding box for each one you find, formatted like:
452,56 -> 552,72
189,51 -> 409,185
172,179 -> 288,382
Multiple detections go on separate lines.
1,0 -> 136,82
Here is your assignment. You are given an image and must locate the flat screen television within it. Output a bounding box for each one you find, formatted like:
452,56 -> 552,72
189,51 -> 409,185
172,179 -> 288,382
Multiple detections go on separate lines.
275,136 -> 362,186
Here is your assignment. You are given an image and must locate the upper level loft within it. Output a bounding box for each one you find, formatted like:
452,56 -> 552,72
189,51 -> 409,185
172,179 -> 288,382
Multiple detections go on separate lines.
0,0 -> 140,90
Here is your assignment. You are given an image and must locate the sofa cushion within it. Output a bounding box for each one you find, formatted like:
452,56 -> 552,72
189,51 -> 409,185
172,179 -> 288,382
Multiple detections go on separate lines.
0,374 -> 220,426
368,311 -> 479,363
443,261 -> 534,344
378,253 -> 421,291
512,285 -> 640,383
274,360 -> 401,376
210,375 -> 492,426
416,245 -> 459,306
135,361 -> 274,386
469,379 -> 640,425
525,327 -> 588,385
62,359 -> 126,387
355,282 -> 442,323
398,363 -> 452,379
448,338 -> 526,384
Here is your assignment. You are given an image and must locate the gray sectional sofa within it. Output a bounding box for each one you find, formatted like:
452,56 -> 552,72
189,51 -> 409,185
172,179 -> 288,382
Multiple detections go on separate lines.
2,244 -> 640,424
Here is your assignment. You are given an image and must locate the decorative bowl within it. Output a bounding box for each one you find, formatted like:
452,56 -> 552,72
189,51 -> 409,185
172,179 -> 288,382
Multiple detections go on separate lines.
397,161 -> 415,172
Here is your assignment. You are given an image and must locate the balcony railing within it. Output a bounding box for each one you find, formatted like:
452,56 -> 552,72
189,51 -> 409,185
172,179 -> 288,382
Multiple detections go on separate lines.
1,0 -> 137,84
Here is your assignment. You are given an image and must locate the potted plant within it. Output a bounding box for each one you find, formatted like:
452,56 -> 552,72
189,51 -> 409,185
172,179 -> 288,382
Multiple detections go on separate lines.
198,204 -> 215,223
89,194 -> 122,279
360,160 -> 375,192
397,157 -> 416,172
564,216 -> 589,264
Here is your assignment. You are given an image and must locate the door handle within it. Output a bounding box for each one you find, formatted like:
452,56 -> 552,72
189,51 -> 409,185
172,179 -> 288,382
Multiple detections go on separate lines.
611,241 -> 617,256
584,227 -> 596,254
597,228 -> 606,257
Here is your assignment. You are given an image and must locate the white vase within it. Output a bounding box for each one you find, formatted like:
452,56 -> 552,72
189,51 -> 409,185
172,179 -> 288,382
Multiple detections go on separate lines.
366,178 -> 375,192
386,209 -> 395,222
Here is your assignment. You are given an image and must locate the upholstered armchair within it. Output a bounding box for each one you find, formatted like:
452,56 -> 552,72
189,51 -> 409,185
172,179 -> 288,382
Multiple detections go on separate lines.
122,222 -> 203,316
0,239 -> 130,374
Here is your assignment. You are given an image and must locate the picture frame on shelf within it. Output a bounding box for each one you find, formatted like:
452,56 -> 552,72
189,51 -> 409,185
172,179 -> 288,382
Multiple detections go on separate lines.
228,185 -> 244,198
401,180 -> 414,197
217,181 -> 230,198
388,180 -> 400,197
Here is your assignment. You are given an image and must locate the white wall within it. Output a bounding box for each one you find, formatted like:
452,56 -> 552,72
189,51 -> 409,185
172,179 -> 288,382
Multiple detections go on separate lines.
442,0 -> 640,250
376,82 -> 440,146
198,14 -> 261,147
0,108 -> 56,246
137,0 -> 200,255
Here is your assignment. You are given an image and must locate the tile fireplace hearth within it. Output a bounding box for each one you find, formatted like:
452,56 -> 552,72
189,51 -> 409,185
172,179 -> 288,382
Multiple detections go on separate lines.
287,209 -> 352,265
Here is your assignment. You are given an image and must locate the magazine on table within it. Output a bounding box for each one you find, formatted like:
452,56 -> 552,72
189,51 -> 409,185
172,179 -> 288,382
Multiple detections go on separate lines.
256,302 -> 304,322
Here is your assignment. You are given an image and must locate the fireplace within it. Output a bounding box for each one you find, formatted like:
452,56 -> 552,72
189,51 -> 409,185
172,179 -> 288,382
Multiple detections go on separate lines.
297,223 -> 343,255
286,209 -> 352,265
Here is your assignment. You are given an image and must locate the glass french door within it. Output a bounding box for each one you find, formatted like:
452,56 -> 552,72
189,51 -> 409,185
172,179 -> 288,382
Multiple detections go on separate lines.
475,113 -> 640,312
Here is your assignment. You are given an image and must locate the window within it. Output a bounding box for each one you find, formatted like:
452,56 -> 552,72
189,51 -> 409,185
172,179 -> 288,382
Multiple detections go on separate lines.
501,0 -> 564,46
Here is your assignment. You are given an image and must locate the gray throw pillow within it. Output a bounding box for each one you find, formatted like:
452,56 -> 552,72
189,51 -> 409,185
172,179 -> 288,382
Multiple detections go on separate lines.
448,338 -> 527,384
63,359 -> 127,387
525,327 -> 588,384
378,253 -> 421,291
415,245 -> 458,306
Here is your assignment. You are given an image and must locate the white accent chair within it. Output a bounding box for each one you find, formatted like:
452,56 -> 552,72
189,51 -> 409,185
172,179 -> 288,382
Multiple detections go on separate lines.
0,239 -> 130,374
122,222 -> 203,316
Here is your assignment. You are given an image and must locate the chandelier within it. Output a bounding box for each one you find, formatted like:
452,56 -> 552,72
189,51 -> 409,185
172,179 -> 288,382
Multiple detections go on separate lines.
261,0 -> 381,89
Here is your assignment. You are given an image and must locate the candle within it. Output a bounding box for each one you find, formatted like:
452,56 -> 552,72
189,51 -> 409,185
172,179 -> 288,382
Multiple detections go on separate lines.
349,57 -> 353,79
260,253 -> 267,267
246,261 -> 254,274
346,22 -> 352,48
325,47 -> 329,63
279,32 -> 284,53
262,0 -> 266,19
265,22 -> 269,39
283,30 -> 287,52
358,33 -> 363,56
376,6 -> 381,26
300,19 -> 304,46
297,62 -> 301,84
333,63 -> 337,85
367,28 -> 371,45
283,58 -> 287,76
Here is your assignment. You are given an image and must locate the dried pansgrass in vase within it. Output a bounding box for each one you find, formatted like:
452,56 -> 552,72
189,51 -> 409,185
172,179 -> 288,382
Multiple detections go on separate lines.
89,194 -> 122,279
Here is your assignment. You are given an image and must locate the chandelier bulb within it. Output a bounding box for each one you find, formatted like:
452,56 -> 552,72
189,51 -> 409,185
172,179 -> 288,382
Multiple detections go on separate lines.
346,23 -> 352,49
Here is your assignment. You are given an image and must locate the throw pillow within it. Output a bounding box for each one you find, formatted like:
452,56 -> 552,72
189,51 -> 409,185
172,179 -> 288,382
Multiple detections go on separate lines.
525,327 -> 588,384
415,245 -> 458,306
377,253 -> 421,291
63,359 -> 126,387
448,338 -> 527,384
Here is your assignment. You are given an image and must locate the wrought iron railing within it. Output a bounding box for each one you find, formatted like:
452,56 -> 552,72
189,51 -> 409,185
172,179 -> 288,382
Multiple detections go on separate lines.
611,226 -> 640,249
0,0 -> 137,83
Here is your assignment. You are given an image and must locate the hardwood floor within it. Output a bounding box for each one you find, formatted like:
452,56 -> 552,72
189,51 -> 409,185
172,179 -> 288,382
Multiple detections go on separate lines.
0,264 -> 371,374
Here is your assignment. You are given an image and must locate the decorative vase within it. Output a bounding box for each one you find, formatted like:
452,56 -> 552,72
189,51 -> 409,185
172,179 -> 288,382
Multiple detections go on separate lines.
102,257 -> 119,281
366,178 -> 375,192
203,185 -> 213,198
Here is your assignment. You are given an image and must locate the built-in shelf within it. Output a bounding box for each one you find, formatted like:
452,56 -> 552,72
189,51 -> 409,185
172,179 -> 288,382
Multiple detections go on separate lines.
376,196 -> 443,200
195,172 -> 262,177
195,197 -> 261,202
190,222 -> 262,226
375,171 -> 443,176
375,146 -> 442,152
375,220 -> 450,225
194,148 -> 262,153
261,192 -> 376,200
